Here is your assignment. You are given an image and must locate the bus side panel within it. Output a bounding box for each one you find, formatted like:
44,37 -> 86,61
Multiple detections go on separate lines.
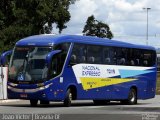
63,67 -> 113,100
112,83 -> 131,100
67,64 -> 157,101
112,81 -> 146,100
40,67 -> 156,101
144,71 -> 157,99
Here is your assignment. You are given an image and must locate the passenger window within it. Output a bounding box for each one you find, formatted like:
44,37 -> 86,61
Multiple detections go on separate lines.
143,50 -> 155,67
116,48 -> 127,65
132,49 -> 142,66
69,43 -> 87,65
69,44 -> 156,67
127,49 -> 134,66
87,45 -> 102,64
103,47 -> 117,65
131,49 -> 156,67
103,47 -> 110,64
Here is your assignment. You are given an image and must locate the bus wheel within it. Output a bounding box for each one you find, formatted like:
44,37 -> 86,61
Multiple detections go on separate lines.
127,88 -> 137,105
64,89 -> 72,107
40,100 -> 50,105
30,100 -> 38,107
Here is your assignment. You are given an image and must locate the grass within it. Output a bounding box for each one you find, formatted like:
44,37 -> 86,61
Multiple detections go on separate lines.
156,72 -> 160,94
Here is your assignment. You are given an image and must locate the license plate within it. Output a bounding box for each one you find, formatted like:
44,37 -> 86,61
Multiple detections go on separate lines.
20,94 -> 27,98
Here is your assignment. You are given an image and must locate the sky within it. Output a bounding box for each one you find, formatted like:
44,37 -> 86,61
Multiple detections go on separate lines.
53,0 -> 160,48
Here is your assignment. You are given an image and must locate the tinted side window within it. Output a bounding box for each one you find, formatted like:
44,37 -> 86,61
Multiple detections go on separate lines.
143,50 -> 156,66
103,47 -> 116,65
87,45 -> 102,64
70,43 -> 87,65
116,48 -> 128,65
131,49 -> 142,66
103,47 -> 110,64
131,49 -> 156,67
69,43 -> 156,67
48,43 -> 70,78
151,51 -> 156,66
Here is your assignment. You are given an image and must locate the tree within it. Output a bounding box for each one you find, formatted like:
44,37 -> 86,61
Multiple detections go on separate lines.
0,0 -> 76,52
82,15 -> 113,39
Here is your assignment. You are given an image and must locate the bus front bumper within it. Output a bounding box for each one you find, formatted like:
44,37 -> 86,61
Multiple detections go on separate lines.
7,83 -> 65,101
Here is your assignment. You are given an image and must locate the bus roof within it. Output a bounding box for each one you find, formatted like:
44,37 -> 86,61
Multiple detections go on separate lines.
16,34 -> 155,50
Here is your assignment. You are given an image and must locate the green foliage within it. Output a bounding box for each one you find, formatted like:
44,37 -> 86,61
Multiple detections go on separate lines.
0,0 -> 76,52
83,15 -> 113,39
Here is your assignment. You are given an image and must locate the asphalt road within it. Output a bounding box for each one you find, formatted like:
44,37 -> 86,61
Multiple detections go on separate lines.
0,96 -> 160,120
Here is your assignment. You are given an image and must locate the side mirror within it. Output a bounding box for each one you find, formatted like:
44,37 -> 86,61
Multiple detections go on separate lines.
45,50 -> 62,67
0,50 -> 12,66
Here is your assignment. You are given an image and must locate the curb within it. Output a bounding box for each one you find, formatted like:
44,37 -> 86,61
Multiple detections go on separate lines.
0,99 -> 20,103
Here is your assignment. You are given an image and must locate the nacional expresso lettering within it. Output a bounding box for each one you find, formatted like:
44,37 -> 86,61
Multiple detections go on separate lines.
82,66 -> 100,76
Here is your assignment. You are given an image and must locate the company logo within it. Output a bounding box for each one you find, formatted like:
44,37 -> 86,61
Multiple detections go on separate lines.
107,69 -> 115,74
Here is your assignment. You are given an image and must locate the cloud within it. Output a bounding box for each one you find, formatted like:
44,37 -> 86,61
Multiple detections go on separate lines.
62,0 -> 97,34
59,0 -> 160,47
63,0 -> 146,35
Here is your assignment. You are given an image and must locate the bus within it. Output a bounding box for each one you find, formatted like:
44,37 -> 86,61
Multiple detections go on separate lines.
3,34 -> 157,106
156,49 -> 160,71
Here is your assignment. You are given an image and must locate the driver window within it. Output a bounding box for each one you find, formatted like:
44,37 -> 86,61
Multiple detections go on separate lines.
48,52 -> 66,79
48,43 -> 70,79
49,55 -> 59,78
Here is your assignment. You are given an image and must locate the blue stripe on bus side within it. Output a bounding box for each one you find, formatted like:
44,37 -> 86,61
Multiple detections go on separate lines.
119,69 -> 154,78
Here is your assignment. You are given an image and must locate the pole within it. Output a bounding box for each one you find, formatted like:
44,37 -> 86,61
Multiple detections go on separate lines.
143,7 -> 151,45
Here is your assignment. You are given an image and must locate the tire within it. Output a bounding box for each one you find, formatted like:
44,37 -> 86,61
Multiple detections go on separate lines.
40,100 -> 50,105
64,89 -> 72,107
127,88 -> 137,105
30,100 -> 38,107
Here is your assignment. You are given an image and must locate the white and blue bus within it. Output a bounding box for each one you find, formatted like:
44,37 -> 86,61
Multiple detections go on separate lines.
2,35 -> 157,106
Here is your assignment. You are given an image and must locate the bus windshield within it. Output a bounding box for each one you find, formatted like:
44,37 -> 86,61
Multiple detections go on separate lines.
8,47 -> 52,83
